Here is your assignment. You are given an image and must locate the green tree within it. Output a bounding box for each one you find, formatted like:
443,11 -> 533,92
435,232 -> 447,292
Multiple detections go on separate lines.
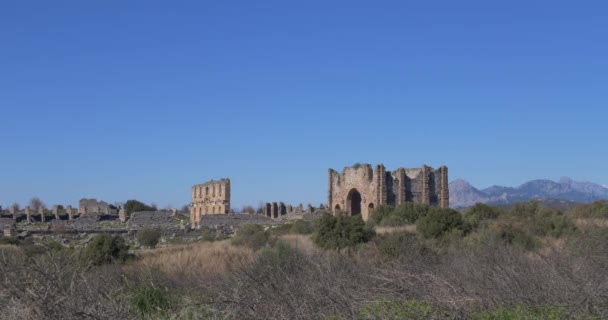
124,200 -> 155,215
82,234 -> 129,265
416,207 -> 463,239
313,213 -> 375,249
137,228 -> 161,248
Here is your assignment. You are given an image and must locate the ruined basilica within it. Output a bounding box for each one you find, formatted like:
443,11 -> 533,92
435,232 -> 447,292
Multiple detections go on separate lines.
328,164 -> 449,221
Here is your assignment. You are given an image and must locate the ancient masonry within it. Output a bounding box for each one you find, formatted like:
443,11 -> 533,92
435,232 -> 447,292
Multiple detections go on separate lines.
190,179 -> 231,224
328,164 -> 449,221
78,199 -> 118,215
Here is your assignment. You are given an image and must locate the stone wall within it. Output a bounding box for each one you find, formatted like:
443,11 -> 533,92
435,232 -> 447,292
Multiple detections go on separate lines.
78,199 -> 118,215
190,179 -> 231,224
328,163 -> 449,221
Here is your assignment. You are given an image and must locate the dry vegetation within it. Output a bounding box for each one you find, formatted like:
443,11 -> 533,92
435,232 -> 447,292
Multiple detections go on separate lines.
1,200 -> 608,319
135,240 -> 255,275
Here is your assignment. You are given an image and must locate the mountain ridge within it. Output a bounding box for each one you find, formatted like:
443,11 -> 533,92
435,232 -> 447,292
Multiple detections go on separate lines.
449,177 -> 608,208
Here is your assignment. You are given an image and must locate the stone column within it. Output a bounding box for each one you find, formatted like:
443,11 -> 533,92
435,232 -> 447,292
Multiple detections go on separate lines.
25,206 -> 32,223
9,205 -> 17,220
38,206 -> 45,222
271,202 -> 278,219
118,208 -> 127,223
52,205 -> 60,220
66,205 -> 74,220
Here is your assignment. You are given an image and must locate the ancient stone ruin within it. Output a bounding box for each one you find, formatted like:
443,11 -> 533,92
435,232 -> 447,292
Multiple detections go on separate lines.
328,163 -> 449,221
78,199 -> 118,215
190,179 -> 231,225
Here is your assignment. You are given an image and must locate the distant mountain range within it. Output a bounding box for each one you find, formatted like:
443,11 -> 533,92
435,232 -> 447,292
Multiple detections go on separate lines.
449,177 -> 608,209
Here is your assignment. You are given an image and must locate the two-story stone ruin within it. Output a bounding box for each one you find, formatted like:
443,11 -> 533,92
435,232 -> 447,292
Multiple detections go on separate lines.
328,164 -> 449,221
190,179 -> 231,223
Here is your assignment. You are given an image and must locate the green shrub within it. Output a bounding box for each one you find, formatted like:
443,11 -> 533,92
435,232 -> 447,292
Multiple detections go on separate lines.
137,228 -> 161,248
313,214 -> 375,250
232,224 -> 270,250
356,299 -> 443,320
124,199 -> 156,215
82,234 -> 129,265
464,203 -> 502,229
496,224 -> 537,251
473,305 -> 584,320
200,226 -> 217,242
290,219 -> 314,234
568,200 -> 608,218
416,207 -> 463,239
377,232 -> 431,260
129,284 -> 172,318
369,205 -> 395,225
0,236 -> 19,245
387,203 -> 430,225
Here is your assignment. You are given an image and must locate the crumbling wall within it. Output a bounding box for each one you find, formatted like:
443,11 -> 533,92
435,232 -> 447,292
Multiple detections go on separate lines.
328,163 -> 449,221
190,179 -> 231,223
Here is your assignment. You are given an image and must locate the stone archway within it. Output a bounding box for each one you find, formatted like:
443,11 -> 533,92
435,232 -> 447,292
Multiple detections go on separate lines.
346,188 -> 362,216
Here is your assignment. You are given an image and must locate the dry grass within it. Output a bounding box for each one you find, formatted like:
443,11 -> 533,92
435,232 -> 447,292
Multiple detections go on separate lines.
575,218 -> 608,229
375,225 -> 417,234
135,240 -> 255,275
279,234 -> 320,254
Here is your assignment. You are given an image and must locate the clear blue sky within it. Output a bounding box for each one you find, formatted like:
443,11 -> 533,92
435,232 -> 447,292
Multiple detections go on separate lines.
1,1 -> 607,209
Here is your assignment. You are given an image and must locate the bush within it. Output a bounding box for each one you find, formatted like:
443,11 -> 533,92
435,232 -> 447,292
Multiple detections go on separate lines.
0,236 -> 19,245
377,232 -> 432,260
124,200 -> 155,215
82,234 -> 129,265
357,299 -> 443,320
137,228 -> 161,248
129,283 -> 172,318
290,219 -> 314,234
232,224 -> 270,250
313,213 -> 375,250
369,205 -> 395,225
496,224 -> 537,251
464,203 -> 502,230
200,226 -> 218,242
416,207 -> 463,239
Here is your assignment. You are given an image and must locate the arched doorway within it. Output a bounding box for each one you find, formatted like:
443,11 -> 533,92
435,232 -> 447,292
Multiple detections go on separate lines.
368,203 -> 374,215
334,204 -> 341,213
346,188 -> 362,216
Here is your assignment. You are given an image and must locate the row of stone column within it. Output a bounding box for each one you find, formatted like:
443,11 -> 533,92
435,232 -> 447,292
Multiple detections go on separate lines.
263,202 -> 322,219
8,205 -> 75,222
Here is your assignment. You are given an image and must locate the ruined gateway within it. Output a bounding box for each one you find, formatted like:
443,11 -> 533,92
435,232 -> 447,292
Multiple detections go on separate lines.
190,179 -> 231,224
328,164 -> 449,221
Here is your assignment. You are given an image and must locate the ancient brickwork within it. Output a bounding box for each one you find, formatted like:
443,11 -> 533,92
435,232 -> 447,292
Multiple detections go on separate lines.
328,163 -> 449,221
78,199 -> 118,215
190,179 -> 231,224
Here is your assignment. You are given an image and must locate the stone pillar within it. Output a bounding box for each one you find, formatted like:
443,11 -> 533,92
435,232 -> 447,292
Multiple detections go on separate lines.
439,166 -> 449,208
9,205 -> 17,220
376,164 -> 387,206
271,202 -> 278,219
279,202 -> 286,216
66,205 -> 74,220
306,204 -> 313,214
38,206 -> 45,222
421,165 -> 430,205
118,208 -> 127,223
52,205 -> 60,220
287,205 -> 293,214
25,206 -> 32,223
297,204 -> 303,214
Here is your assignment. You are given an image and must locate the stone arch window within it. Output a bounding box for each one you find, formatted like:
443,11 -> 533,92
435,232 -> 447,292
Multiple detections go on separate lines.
212,206 -> 216,214
334,204 -> 341,212
219,185 -> 222,196
346,188 -> 362,216
212,186 -> 215,197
